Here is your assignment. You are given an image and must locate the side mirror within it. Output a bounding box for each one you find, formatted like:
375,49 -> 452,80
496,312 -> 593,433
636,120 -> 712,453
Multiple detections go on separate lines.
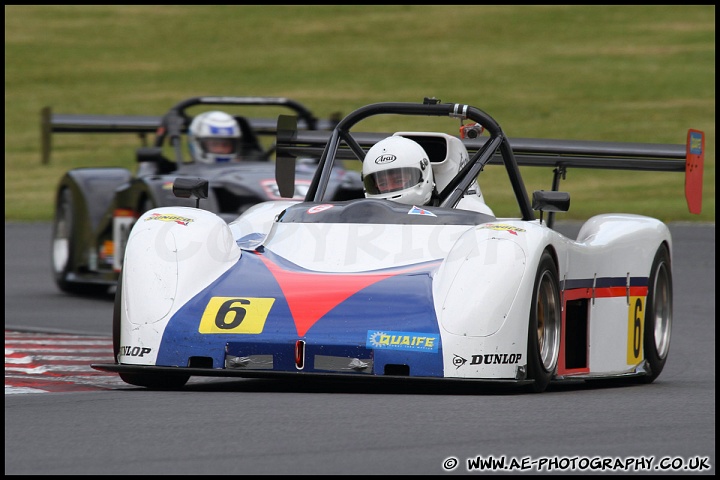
532,190 -> 570,229
173,177 -> 209,208
532,190 -> 570,213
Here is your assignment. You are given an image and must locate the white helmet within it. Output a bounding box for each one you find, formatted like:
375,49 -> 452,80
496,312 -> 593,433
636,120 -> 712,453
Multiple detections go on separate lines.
188,111 -> 242,164
392,132 -> 470,194
362,136 -> 434,205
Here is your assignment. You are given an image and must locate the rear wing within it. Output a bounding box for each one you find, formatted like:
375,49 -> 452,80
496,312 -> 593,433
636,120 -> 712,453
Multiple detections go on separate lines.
492,131 -> 704,215
277,127 -> 704,214
40,97 -> 341,164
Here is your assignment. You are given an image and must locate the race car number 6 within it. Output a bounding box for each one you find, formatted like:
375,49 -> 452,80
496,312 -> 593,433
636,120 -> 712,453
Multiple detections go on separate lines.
198,297 -> 275,334
626,295 -> 645,363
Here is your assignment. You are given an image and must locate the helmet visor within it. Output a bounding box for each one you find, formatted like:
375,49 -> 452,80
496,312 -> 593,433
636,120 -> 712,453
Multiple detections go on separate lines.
200,138 -> 239,155
364,167 -> 423,195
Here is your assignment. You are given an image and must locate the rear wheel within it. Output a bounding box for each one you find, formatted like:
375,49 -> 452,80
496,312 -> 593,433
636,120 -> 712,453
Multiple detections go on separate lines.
525,251 -> 561,393
638,245 -> 672,383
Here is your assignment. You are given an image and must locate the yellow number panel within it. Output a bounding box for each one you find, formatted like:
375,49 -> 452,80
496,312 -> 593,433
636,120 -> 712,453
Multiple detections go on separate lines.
199,297 -> 275,334
626,295 -> 646,364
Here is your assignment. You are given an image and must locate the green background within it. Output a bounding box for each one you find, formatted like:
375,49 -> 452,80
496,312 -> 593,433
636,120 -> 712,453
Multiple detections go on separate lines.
5,5 -> 715,222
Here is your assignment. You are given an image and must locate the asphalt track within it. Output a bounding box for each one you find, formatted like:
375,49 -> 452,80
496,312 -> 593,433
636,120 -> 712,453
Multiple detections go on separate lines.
4,222 -> 715,475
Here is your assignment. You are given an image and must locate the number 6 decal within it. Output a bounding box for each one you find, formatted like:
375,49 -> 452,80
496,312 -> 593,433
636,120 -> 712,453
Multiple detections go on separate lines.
199,297 -> 275,334
627,295 -> 645,364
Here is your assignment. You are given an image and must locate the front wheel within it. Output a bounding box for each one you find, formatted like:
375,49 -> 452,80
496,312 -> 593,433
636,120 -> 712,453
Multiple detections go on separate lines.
638,245 -> 672,384
113,271 -> 189,389
112,271 -> 123,361
525,251 -> 562,393
119,372 -> 190,390
51,187 -> 75,292
51,187 -> 108,295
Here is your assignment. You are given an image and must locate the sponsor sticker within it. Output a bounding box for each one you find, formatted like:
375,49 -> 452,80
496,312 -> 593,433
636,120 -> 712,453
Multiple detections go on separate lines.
478,224 -> 526,235
452,353 -> 523,368
374,154 -> 397,164
690,131 -> 703,155
408,205 -> 437,217
307,204 -> 334,214
366,330 -> 439,353
120,345 -> 152,357
144,212 -> 194,226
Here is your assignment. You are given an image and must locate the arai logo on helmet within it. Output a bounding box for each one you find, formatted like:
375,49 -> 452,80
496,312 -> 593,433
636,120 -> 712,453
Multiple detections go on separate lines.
374,154 -> 396,164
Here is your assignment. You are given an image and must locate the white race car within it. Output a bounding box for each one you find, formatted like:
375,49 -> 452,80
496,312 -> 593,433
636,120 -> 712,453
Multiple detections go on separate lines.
93,98 -> 704,393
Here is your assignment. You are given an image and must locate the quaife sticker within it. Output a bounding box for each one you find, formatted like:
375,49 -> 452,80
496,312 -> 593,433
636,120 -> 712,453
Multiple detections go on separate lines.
199,297 -> 275,334
366,330 -> 439,352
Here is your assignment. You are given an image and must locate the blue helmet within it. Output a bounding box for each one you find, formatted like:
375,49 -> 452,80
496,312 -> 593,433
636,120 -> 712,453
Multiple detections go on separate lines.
188,111 -> 241,163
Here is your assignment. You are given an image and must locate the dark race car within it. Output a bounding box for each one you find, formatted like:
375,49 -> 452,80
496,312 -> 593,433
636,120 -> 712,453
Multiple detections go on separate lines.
49,96 -> 363,295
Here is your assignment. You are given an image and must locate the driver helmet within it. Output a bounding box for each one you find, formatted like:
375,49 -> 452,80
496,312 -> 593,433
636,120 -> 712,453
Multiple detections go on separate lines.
188,111 -> 242,164
362,136 -> 434,205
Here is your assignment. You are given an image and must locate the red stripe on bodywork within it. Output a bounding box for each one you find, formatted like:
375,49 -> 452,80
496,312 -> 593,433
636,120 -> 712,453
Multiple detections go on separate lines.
564,286 -> 647,300
257,254 -> 434,336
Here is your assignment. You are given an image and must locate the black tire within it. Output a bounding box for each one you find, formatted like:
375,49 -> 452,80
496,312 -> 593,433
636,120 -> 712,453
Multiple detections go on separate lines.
112,271 -> 123,361
119,372 -> 190,390
113,271 -> 190,390
638,245 -> 672,384
525,251 -> 562,393
51,187 -> 108,295
139,195 -> 155,214
51,187 -> 76,292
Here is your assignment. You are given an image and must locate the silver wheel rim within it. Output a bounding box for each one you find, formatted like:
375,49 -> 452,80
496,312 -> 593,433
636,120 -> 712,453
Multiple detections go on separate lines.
537,270 -> 561,372
52,194 -> 71,274
652,261 -> 672,359
52,238 -> 69,273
